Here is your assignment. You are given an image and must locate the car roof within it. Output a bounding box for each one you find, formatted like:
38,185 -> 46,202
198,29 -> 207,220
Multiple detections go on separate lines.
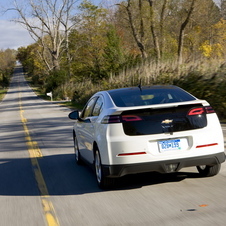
106,85 -> 179,94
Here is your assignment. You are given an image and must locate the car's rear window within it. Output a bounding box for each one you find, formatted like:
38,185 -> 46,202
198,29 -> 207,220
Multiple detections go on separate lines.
107,86 -> 196,107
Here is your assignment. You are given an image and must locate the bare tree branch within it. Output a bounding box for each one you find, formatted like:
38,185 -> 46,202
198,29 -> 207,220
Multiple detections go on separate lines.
12,0 -> 79,72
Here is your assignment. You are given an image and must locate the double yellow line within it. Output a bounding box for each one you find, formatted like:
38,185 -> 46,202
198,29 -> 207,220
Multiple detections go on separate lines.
19,91 -> 60,226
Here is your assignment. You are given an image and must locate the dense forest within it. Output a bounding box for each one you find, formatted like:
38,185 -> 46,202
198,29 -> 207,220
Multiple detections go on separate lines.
2,0 -> 226,118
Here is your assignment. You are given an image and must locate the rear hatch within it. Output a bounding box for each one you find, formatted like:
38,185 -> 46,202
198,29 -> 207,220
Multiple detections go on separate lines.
120,103 -> 213,136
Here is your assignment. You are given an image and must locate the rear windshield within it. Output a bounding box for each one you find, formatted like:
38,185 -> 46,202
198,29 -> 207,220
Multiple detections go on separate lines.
108,86 -> 196,107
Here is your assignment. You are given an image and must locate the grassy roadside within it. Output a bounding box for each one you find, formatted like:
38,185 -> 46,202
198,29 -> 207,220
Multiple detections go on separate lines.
23,60 -> 226,120
31,85 -> 83,110
57,101 -> 84,110
25,75 -> 83,110
0,88 -> 7,102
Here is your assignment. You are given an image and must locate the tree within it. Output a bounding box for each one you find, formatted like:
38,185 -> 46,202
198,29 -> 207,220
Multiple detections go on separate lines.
69,0 -> 110,81
115,0 -> 170,62
221,0 -> 226,19
147,0 -> 161,62
12,0 -> 78,73
177,0 -> 195,65
159,0 -> 169,58
199,19 -> 226,59
124,0 -> 147,59
0,49 -> 16,87
103,25 -> 126,74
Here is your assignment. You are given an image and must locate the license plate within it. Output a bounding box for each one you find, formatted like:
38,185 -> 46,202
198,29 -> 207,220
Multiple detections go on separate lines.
158,139 -> 187,152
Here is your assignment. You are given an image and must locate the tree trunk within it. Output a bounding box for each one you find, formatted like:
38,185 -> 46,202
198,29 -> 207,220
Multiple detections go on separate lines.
139,0 -> 144,42
177,0 -> 196,65
126,0 -> 147,59
159,0 -> 168,58
147,0 -> 161,63
52,51 -> 60,71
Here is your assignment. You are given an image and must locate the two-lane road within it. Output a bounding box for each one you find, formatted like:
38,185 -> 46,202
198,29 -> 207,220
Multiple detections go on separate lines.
0,66 -> 226,226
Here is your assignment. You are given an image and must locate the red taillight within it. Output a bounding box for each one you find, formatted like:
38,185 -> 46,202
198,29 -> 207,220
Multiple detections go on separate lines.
101,115 -> 142,124
122,115 -> 142,122
188,107 -> 205,116
187,106 -> 215,116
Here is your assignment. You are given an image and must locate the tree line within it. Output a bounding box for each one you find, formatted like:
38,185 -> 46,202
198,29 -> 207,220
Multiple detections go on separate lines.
2,0 -> 226,117
0,49 -> 16,88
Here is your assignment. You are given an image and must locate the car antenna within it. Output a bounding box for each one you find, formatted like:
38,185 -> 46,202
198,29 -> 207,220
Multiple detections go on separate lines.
138,79 -> 142,92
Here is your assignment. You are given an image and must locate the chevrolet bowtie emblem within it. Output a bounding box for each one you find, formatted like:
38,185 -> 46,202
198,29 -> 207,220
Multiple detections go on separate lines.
162,119 -> 173,124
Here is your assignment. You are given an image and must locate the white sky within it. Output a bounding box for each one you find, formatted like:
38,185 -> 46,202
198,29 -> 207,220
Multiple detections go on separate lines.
0,0 -> 221,50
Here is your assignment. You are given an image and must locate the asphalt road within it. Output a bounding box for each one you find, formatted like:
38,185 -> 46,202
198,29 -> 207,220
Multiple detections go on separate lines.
0,66 -> 226,226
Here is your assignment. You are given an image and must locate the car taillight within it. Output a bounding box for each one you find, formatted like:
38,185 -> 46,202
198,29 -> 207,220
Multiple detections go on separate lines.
187,106 -> 215,116
121,115 -> 142,122
187,107 -> 205,116
101,115 -> 142,124
101,115 -> 121,124
205,106 -> 215,114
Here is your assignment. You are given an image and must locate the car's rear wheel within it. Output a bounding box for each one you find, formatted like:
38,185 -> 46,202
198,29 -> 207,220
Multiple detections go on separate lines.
74,134 -> 82,165
94,149 -> 115,189
196,164 -> 221,177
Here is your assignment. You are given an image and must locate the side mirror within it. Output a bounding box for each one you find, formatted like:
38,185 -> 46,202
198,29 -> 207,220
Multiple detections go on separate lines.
68,110 -> 80,120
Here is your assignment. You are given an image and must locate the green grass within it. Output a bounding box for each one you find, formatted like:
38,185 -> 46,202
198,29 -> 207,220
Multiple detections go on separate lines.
58,101 -> 83,110
0,89 -> 7,102
25,76 -> 83,110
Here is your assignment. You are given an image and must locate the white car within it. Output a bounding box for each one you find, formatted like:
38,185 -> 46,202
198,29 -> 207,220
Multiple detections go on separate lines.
68,85 -> 225,188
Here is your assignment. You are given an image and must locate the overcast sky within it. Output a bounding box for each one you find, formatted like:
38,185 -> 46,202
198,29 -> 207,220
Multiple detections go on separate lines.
0,0 -> 221,50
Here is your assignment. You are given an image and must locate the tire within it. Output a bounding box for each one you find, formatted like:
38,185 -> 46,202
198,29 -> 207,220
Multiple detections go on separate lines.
196,164 -> 221,177
74,134 -> 82,165
94,149 -> 115,189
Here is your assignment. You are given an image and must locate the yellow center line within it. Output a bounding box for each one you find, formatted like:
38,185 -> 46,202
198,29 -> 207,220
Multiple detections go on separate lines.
18,90 -> 60,226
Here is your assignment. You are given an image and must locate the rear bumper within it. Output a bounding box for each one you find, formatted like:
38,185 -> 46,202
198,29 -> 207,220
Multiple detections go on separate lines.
102,152 -> 225,178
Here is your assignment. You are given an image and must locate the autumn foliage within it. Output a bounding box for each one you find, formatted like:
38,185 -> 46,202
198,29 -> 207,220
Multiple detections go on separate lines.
10,0 -> 226,118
